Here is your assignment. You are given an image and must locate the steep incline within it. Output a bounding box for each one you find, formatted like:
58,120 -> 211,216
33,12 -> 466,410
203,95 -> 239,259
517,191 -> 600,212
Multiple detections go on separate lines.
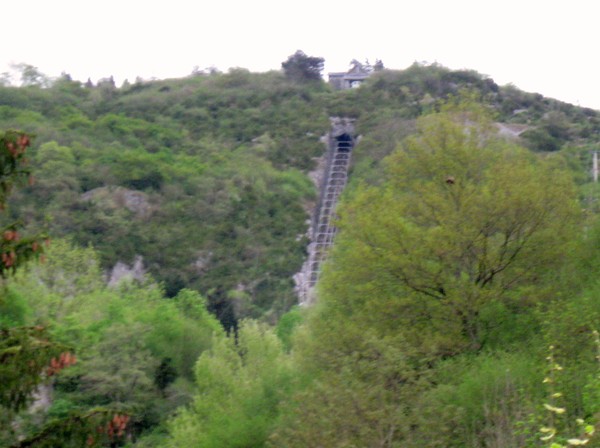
297,118 -> 355,304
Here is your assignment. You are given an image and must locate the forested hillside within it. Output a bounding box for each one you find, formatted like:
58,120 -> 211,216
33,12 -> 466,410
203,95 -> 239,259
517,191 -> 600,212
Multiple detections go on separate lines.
0,69 -> 332,328
2,60 -> 600,446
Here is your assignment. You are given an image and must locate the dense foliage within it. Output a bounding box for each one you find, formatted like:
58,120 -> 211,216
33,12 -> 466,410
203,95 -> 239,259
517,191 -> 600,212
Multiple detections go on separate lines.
281,50 -> 325,83
268,105 -> 592,447
3,61 -> 600,446
0,69 -> 331,328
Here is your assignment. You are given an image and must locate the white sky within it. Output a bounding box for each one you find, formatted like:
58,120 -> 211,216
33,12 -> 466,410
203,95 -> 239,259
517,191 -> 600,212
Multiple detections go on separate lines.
2,0 -> 600,109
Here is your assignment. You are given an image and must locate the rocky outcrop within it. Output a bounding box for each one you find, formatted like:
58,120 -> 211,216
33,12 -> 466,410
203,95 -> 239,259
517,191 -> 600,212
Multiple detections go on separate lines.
108,255 -> 146,287
80,186 -> 153,219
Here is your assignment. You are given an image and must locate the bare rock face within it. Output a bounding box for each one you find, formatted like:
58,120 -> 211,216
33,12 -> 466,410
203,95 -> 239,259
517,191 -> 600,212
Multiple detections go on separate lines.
293,135 -> 332,303
81,186 -> 153,218
29,384 -> 53,414
193,251 -> 213,274
108,255 -> 146,287
330,116 -> 356,139
495,122 -> 529,139
308,153 -> 328,190
293,249 -> 317,304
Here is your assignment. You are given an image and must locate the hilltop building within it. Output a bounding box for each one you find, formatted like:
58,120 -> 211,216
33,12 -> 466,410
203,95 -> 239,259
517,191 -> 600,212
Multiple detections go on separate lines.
328,63 -> 372,90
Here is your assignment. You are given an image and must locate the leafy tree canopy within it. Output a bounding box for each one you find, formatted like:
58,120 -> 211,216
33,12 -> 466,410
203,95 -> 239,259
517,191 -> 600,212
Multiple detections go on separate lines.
281,50 -> 324,82
318,101 -> 580,354
273,101 -> 584,446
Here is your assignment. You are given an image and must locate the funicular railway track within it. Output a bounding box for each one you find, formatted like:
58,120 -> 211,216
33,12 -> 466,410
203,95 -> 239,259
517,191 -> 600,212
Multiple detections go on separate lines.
299,119 -> 355,304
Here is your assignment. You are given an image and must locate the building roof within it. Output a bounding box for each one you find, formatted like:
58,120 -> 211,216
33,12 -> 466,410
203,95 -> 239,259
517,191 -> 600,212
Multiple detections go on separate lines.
328,63 -> 372,82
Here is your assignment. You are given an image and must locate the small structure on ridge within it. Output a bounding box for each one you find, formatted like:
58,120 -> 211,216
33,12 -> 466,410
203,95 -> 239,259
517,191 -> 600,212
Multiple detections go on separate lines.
328,63 -> 372,90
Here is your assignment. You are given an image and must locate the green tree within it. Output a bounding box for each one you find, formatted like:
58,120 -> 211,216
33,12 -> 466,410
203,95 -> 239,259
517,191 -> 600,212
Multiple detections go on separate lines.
10,244 -> 224,441
0,134 -> 137,448
167,320 -> 294,448
0,131 -> 52,412
269,332 -> 421,447
320,103 -> 580,352
374,59 -> 385,72
272,103 -> 582,447
281,50 -> 324,82
11,64 -> 50,88
0,132 -> 77,445
13,239 -> 104,317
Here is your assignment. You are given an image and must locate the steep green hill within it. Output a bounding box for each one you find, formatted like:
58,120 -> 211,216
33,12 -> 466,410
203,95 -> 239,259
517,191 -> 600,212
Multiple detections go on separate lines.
3,61 -> 600,447
1,63 -> 598,329
0,71 -> 331,327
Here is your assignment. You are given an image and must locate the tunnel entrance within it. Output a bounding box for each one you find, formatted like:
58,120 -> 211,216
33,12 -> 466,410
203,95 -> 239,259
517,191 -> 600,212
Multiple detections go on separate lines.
335,133 -> 353,152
